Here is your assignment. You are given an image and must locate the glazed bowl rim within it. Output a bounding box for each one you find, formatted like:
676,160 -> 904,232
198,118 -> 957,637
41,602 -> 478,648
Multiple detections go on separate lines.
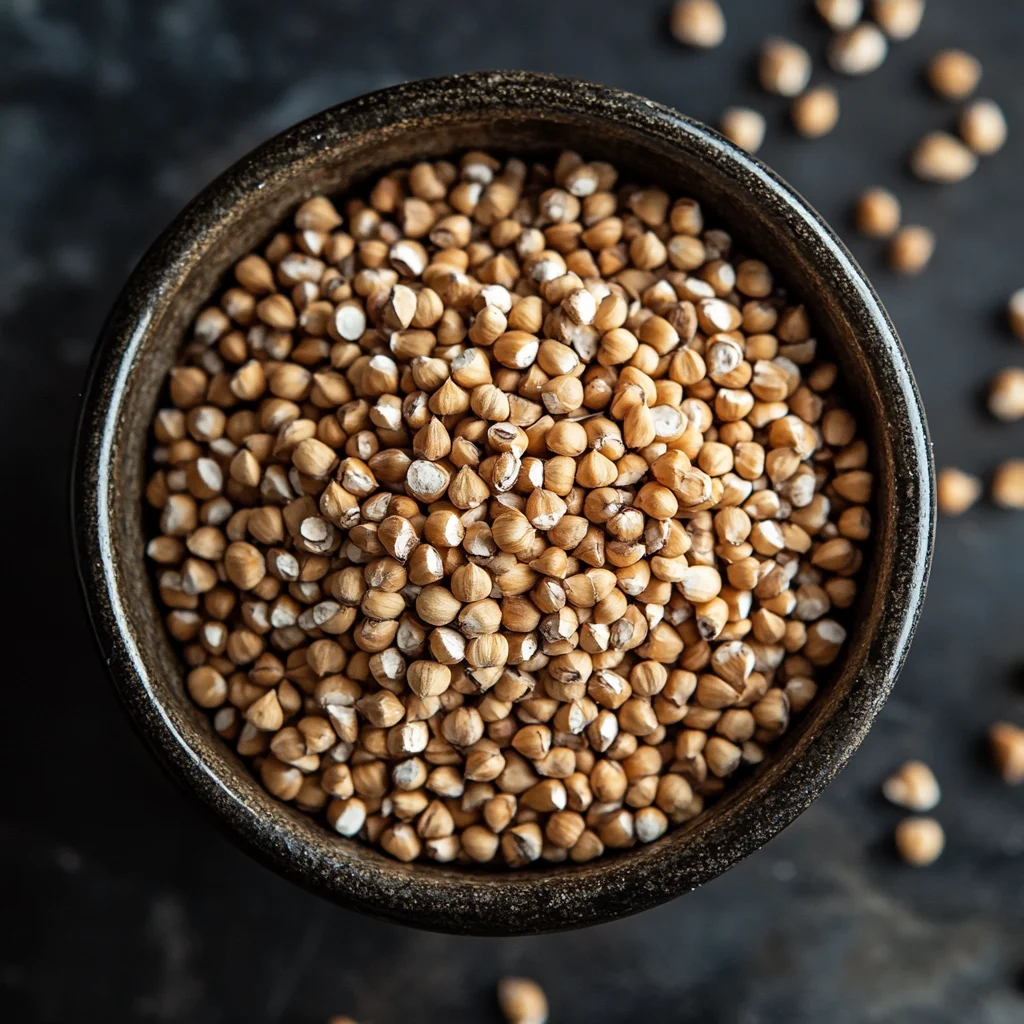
72,70 -> 933,935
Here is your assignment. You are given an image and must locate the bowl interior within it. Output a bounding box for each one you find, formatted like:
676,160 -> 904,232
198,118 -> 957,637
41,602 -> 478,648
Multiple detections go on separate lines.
75,72 -> 931,934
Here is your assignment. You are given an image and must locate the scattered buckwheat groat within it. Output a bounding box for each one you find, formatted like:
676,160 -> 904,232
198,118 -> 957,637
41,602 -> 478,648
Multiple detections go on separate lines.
910,131 -> 977,184
719,107 -> 766,153
498,978 -> 548,1024
145,149 -> 871,868
828,23 -> 888,75
987,367 -> 1024,422
855,188 -> 901,238
895,816 -> 945,866
959,99 -> 1007,156
936,468 -> 981,516
1008,290 -> 1024,341
670,0 -> 726,49
815,0 -> 862,31
882,760 -> 940,811
887,225 -> 934,274
989,722 -> 1024,784
791,86 -> 840,139
759,38 -> 813,96
872,0 -> 925,40
992,460 -> 1024,509
927,49 -> 981,100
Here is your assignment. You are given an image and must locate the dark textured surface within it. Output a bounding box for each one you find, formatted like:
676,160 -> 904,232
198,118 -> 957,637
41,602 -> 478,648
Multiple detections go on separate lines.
3,0 -> 1023,1019
72,71 -> 930,935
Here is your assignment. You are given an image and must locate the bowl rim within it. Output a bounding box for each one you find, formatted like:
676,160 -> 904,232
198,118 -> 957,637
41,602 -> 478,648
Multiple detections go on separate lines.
72,69 -> 933,935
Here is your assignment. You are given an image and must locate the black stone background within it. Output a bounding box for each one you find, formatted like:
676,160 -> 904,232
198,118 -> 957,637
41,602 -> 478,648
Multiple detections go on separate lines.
3,0 -> 1024,1020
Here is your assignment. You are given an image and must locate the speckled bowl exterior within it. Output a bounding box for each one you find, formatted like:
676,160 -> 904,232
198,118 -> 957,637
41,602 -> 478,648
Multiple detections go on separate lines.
72,71 -> 933,935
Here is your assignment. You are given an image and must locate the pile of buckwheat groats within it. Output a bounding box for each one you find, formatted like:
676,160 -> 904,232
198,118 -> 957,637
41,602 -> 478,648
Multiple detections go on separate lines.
145,147 -> 872,867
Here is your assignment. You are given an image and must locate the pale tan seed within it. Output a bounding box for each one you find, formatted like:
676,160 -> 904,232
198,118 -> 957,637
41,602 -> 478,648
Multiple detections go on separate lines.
719,107 -> 766,154
882,760 -> 941,812
988,367 -> 1024,421
992,460 -> 1024,509
894,816 -> 944,866
959,99 -> 1007,156
888,225 -> 934,275
936,467 -> 981,516
829,23 -> 887,75
855,188 -> 901,238
910,131 -> 977,184
927,49 -> 981,100
497,977 -> 548,1024
989,722 -> 1024,784
669,0 -> 725,49
224,542 -> 266,590
1008,289 -> 1024,341
815,0 -> 862,30
791,87 -> 839,139
759,38 -> 812,97
872,0 -> 924,40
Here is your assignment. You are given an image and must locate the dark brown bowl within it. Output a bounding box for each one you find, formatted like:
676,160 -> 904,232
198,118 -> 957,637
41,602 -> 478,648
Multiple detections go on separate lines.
72,71 -> 933,935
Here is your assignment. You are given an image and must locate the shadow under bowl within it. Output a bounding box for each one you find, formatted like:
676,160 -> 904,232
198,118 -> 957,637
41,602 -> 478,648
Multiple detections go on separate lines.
72,71 -> 933,935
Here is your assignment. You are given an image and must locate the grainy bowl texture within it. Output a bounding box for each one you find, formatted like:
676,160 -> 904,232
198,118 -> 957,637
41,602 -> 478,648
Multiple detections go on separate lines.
73,70 -> 932,935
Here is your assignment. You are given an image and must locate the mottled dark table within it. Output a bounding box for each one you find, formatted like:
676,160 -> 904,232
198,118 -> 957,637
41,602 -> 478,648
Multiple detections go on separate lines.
3,0 -> 1023,1020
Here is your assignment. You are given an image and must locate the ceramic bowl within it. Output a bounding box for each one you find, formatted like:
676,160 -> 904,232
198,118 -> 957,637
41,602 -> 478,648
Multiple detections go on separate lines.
73,71 -> 933,935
